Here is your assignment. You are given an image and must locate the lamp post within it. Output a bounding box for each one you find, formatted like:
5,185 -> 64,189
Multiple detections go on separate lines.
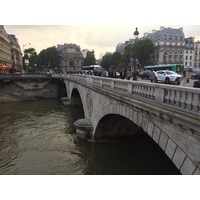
133,27 -> 139,41
23,43 -> 31,71
24,58 -> 29,71
132,27 -> 139,80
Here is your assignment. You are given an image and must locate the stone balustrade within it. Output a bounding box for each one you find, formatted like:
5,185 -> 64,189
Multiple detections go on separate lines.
65,74 -> 200,116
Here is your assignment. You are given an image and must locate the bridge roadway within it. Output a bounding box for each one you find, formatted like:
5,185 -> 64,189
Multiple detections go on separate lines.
0,73 -> 60,80
64,74 -> 200,175
137,77 -> 197,88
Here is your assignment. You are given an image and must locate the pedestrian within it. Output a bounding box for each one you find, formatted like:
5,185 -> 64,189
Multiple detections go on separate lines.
101,69 -> 106,77
126,69 -> 133,80
108,68 -> 113,78
120,68 -> 126,79
112,69 -> 117,78
148,69 -> 156,83
180,70 -> 189,86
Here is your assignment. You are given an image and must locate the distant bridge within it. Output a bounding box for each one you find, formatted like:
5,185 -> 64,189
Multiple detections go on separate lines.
64,74 -> 200,175
0,73 -> 66,101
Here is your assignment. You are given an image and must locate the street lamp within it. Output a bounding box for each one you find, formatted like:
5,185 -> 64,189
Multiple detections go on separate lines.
133,27 -> 139,41
132,27 -> 139,80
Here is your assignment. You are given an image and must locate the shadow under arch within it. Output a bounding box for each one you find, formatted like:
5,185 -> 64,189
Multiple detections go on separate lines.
89,113 -> 181,175
57,79 -> 67,98
71,88 -> 83,106
94,114 -> 144,140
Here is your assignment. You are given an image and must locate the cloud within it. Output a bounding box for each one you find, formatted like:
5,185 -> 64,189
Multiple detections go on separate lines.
4,25 -> 200,59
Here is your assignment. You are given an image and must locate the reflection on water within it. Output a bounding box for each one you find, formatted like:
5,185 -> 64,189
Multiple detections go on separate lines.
0,99 -> 180,175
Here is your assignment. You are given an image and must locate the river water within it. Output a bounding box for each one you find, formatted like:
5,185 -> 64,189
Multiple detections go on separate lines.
0,98 -> 180,175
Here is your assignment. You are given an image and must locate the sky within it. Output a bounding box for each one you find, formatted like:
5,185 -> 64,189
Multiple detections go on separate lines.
2,1 -> 200,60
4,25 -> 200,59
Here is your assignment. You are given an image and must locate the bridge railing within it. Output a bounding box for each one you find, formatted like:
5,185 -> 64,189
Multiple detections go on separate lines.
65,74 -> 200,115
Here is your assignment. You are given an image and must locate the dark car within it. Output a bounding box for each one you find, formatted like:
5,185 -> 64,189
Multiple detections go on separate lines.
191,73 -> 200,80
138,70 -> 150,79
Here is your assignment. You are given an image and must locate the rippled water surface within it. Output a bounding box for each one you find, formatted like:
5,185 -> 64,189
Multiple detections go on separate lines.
0,99 -> 180,175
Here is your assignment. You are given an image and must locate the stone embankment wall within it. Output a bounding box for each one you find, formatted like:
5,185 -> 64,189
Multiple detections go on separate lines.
0,79 -> 64,102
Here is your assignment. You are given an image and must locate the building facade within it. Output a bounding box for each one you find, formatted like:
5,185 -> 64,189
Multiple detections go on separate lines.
144,27 -> 185,65
57,43 -> 84,72
0,25 -> 22,69
183,37 -> 195,71
116,26 -> 200,69
194,40 -> 200,72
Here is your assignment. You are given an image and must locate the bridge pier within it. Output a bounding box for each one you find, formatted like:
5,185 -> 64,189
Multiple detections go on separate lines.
74,118 -> 93,139
61,97 -> 70,105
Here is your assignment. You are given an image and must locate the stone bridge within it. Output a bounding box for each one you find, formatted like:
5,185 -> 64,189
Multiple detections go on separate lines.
0,73 -> 66,101
64,74 -> 200,175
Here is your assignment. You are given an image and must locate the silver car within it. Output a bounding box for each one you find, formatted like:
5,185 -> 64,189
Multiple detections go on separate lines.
155,70 -> 181,84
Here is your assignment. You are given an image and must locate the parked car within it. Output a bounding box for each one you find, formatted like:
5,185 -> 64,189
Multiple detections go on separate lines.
191,73 -> 200,80
138,70 -> 150,79
155,70 -> 181,84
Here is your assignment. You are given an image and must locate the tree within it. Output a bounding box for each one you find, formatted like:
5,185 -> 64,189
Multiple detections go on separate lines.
123,38 -> 154,67
133,38 -> 154,66
23,48 -> 40,72
83,51 -> 96,66
122,44 -> 133,66
109,52 -> 122,70
39,46 -> 59,69
100,54 -> 112,70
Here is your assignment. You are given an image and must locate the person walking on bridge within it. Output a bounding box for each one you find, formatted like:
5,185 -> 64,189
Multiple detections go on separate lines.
180,70 -> 189,86
148,69 -> 156,83
126,69 -> 133,80
120,68 -> 126,79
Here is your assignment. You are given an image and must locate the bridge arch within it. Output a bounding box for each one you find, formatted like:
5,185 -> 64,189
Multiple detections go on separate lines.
64,78 -> 200,175
65,81 -> 94,119
94,114 -> 143,139
93,101 -> 199,174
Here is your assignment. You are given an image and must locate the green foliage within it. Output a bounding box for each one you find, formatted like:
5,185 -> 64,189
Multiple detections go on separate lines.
123,38 -> 154,66
23,48 -> 40,71
100,54 -> 111,70
84,51 -> 96,66
110,52 -> 122,70
132,38 -> 154,66
100,52 -> 122,71
122,44 -> 133,66
38,46 -> 59,68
